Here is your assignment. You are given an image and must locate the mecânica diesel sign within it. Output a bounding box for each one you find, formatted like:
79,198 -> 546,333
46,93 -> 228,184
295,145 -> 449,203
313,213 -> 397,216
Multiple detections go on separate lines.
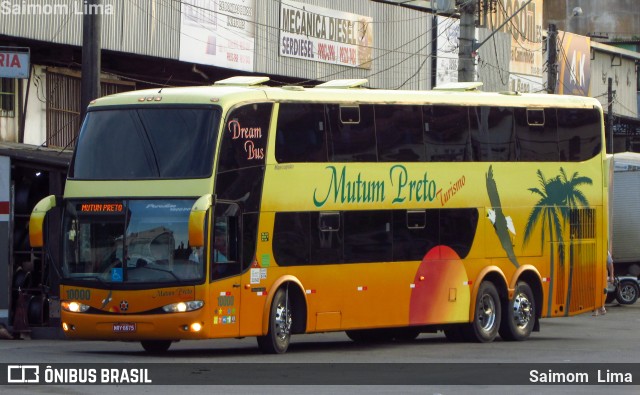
0,47 -> 30,79
279,0 -> 373,69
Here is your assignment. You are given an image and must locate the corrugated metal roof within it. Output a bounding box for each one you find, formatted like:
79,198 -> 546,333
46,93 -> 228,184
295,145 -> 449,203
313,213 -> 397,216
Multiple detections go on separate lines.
0,142 -> 72,167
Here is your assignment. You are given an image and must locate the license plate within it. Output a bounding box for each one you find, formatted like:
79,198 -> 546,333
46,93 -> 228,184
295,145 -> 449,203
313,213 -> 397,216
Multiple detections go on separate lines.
113,323 -> 136,333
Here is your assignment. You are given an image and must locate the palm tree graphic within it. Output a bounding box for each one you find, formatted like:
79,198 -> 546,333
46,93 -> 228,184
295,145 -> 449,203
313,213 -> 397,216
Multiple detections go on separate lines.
559,168 -> 592,313
523,168 -> 592,317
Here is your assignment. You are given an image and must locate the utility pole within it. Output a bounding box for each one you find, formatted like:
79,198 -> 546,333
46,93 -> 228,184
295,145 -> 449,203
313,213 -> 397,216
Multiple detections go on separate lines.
547,24 -> 557,94
80,0 -> 102,123
607,77 -> 614,153
458,1 -> 476,82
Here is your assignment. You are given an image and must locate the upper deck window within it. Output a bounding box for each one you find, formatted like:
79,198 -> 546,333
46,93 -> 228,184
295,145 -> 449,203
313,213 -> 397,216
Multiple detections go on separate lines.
70,106 -> 219,179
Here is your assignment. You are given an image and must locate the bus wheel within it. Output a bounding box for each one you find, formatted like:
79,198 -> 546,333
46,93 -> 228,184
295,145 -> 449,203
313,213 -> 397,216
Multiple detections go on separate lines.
464,281 -> 501,342
257,287 -> 292,354
499,282 -> 535,341
140,340 -> 171,353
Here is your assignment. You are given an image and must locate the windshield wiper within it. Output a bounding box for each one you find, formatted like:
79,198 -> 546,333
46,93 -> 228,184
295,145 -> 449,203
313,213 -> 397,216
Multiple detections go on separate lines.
139,265 -> 182,281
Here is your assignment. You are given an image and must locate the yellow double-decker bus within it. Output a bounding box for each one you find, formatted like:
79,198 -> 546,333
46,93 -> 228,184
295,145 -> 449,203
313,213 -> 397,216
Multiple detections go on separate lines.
30,77 -> 609,353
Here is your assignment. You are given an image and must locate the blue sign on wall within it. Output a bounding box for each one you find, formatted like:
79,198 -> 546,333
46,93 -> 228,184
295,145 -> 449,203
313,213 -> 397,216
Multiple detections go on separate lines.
0,47 -> 30,79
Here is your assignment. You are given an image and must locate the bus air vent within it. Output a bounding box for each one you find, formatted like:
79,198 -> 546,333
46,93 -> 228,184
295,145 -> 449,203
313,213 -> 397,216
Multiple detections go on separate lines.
315,79 -> 369,89
214,76 -> 270,86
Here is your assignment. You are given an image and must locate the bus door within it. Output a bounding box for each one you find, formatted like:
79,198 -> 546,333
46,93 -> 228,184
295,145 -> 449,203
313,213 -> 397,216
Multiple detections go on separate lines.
209,201 -> 242,337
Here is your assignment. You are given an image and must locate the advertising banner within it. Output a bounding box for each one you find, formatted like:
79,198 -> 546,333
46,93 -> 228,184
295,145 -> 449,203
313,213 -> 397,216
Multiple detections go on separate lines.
556,31 -> 591,96
488,0 -> 543,79
435,16 -> 460,86
279,0 -> 373,69
179,0 -> 255,72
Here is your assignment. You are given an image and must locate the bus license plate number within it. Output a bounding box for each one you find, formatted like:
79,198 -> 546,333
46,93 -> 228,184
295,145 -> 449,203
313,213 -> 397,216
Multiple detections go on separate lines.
113,323 -> 136,333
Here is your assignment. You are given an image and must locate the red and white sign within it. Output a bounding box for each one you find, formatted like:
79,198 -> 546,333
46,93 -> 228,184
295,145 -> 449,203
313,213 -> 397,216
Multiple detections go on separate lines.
0,49 -> 30,79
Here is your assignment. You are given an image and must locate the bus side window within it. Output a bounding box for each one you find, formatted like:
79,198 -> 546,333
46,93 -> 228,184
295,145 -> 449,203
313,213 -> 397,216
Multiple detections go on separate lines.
515,108 -> 559,161
557,108 -> 601,161
470,106 -> 516,162
376,105 -> 425,162
311,212 -> 343,264
424,105 -> 472,162
275,103 -> 328,163
272,212 -> 310,266
327,104 -> 377,162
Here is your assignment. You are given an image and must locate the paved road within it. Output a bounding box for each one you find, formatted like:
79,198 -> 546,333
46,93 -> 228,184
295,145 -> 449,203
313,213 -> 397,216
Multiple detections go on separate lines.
1,301 -> 639,394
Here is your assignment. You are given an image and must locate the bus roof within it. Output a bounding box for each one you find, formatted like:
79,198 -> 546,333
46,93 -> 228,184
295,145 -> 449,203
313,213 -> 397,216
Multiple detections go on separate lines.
89,77 -> 603,110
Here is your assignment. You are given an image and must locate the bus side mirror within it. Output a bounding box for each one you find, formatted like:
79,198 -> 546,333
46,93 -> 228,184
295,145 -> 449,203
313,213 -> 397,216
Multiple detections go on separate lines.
29,195 -> 58,248
189,194 -> 212,248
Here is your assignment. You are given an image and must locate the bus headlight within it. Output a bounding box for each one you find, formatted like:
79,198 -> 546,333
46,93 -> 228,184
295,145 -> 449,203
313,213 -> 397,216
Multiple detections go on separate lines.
61,301 -> 90,313
162,300 -> 204,313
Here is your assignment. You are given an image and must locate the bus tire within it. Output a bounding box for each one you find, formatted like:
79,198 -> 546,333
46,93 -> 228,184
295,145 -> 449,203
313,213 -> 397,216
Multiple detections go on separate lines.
140,340 -> 171,353
257,287 -> 292,354
499,281 -> 535,341
463,281 -> 501,343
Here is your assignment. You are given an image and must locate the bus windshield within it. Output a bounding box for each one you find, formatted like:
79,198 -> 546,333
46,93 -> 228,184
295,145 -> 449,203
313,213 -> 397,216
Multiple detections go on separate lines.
70,107 -> 220,179
62,199 -> 204,285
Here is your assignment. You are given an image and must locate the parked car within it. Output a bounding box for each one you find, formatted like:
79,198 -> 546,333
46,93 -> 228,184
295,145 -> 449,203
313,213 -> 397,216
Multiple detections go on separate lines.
606,276 -> 640,305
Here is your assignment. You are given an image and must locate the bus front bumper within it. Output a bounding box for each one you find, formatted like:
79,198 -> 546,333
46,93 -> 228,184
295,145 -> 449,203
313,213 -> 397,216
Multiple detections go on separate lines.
60,310 -> 210,340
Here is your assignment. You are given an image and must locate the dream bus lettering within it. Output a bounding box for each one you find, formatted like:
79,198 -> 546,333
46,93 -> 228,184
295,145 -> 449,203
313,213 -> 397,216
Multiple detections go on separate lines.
227,119 -> 264,160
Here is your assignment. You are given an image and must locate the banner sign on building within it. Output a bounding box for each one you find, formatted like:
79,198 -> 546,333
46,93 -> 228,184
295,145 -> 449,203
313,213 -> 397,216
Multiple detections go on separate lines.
556,31 -> 591,96
279,0 -> 373,69
0,47 -> 30,79
435,16 -> 460,86
488,0 -> 543,92
179,0 -> 255,72
509,74 -> 544,94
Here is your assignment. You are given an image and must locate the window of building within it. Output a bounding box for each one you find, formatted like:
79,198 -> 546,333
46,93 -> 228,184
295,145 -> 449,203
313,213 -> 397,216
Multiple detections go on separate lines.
0,78 -> 16,117
46,68 -> 135,148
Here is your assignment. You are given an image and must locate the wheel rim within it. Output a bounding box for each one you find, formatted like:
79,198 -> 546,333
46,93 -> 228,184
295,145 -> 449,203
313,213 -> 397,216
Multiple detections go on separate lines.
620,284 -> 637,302
274,298 -> 292,341
512,292 -> 533,328
478,293 -> 496,331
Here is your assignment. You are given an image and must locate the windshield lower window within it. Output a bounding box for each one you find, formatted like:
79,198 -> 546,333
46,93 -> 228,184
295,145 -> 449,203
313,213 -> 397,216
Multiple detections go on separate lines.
70,106 -> 219,179
62,199 -> 204,285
